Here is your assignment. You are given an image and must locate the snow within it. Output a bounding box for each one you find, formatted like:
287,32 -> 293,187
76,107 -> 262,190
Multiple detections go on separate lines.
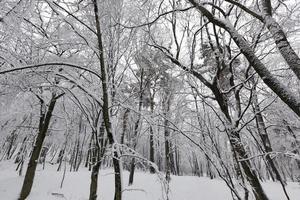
0,161 -> 299,200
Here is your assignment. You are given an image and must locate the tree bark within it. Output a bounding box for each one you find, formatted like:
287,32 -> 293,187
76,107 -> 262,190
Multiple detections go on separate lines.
128,68 -> 144,185
187,0 -> 300,117
19,94 -> 57,200
128,157 -> 136,185
260,0 -> 300,80
149,96 -> 156,174
92,1 -> 122,199
89,162 -> 101,200
263,15 -> 300,80
163,90 -> 172,182
229,128 -> 269,200
253,87 -> 290,195
89,122 -> 106,200
224,0 -> 300,80
6,130 -> 17,160
283,119 -> 300,170
121,109 -> 130,145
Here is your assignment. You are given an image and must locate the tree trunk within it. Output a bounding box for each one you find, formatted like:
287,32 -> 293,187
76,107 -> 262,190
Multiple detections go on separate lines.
173,141 -> 180,176
149,125 -> 155,173
163,90 -> 172,182
89,162 -> 101,200
187,0 -> 300,117
259,0 -> 300,80
121,108 -> 130,145
92,0 -> 122,199
253,88 -> 290,199
15,136 -> 27,164
6,130 -> 17,160
149,97 -> 156,174
229,129 -> 269,200
19,94 -> 57,200
207,82 -> 268,200
128,157 -> 136,185
89,122 -> 106,200
128,68 -> 144,185
73,138 -> 80,171
128,118 -> 140,185
86,134 -> 94,171
164,127 -> 171,182
283,119 -> 300,170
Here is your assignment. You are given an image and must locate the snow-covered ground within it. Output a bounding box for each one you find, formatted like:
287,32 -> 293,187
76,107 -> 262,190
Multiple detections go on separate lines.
0,161 -> 299,200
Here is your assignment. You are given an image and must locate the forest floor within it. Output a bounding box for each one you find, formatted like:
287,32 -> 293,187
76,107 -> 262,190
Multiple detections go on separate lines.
0,161 -> 300,200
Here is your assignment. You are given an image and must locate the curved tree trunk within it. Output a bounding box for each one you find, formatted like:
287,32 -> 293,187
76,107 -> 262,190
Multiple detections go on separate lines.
187,0 -> 300,117
224,0 -> 300,80
260,0 -> 300,80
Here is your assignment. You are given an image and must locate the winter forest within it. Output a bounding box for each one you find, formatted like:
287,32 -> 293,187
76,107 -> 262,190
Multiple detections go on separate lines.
0,0 -> 300,200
